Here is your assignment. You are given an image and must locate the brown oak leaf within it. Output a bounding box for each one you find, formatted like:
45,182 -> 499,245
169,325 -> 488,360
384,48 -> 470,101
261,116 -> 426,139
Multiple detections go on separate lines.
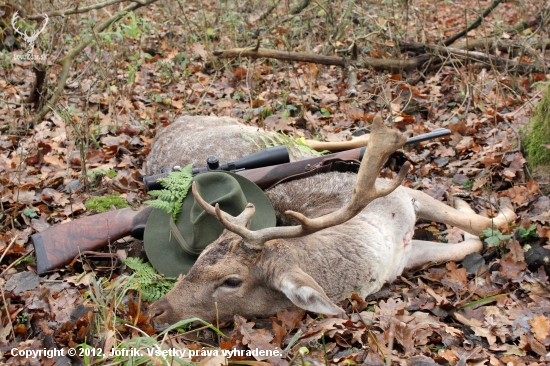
528,315 -> 550,342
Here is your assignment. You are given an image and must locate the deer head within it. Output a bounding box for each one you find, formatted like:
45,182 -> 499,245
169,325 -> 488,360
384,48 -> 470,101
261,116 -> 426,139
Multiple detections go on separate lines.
11,12 -> 49,54
149,116 -> 410,328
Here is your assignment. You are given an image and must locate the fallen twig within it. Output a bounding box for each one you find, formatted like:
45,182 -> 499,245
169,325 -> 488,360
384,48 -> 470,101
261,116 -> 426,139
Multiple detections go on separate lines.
214,47 -> 346,66
401,42 -> 547,74
213,46 -> 430,73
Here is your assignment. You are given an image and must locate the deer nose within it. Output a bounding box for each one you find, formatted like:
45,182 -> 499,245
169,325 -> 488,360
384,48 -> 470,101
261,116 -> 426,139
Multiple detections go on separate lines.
152,319 -> 169,331
149,297 -> 170,317
150,306 -> 165,319
149,305 -> 169,331
149,298 -> 173,330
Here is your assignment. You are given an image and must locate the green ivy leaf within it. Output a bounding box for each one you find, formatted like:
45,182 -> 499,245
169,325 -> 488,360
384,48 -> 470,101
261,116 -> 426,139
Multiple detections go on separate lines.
484,236 -> 501,247
518,224 -> 537,239
497,233 -> 512,241
480,228 -> 496,238
23,208 -> 38,218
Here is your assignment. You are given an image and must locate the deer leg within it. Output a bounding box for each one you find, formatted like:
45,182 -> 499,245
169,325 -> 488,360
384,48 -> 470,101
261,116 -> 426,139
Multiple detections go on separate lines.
405,188 -> 516,235
406,236 -> 482,269
406,197 -> 484,268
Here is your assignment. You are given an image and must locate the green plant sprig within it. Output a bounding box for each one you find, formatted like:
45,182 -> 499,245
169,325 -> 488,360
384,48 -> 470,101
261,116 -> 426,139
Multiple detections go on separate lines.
241,131 -> 328,159
480,227 -> 512,247
144,164 -> 193,221
124,257 -> 175,302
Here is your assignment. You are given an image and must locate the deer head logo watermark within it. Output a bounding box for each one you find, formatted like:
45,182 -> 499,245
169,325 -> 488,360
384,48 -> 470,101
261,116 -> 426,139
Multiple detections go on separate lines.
11,11 -> 49,61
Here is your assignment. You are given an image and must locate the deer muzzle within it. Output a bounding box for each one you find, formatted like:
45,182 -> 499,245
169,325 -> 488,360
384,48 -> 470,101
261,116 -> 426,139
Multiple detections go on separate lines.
148,297 -> 176,330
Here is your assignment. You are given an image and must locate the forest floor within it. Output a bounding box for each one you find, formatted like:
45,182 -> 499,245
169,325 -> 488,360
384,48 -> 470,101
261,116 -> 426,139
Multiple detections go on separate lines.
0,0 -> 550,365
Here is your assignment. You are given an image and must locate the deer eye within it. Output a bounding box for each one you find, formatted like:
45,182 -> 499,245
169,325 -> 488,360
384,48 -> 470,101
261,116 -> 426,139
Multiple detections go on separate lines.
222,278 -> 242,288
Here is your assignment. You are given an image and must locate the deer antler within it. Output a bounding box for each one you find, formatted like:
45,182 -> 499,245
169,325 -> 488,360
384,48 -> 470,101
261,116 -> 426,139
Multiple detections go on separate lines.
11,12 -> 25,39
11,12 -> 49,43
192,116 -> 411,250
32,14 -> 49,42
191,186 -> 257,231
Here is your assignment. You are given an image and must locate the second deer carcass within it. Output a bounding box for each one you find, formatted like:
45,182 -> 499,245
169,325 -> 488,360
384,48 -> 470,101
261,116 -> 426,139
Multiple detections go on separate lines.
146,116 -> 516,327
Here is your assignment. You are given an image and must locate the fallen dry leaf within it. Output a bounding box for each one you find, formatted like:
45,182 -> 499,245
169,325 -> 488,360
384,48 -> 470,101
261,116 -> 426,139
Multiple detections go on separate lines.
506,238 -> 525,262
528,315 -> 550,342
445,262 -> 468,286
234,316 -> 279,361
499,255 -> 527,279
472,326 -> 497,345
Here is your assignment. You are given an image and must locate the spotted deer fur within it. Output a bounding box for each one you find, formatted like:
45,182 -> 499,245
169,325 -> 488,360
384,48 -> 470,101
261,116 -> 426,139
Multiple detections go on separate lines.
146,116 -> 516,326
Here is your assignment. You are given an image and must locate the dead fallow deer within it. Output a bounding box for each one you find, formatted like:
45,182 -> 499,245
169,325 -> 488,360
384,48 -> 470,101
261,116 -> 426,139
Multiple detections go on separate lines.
146,116 -> 516,327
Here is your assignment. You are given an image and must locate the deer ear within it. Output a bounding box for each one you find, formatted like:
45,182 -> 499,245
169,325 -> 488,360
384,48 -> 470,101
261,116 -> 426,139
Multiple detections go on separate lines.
274,269 -> 344,315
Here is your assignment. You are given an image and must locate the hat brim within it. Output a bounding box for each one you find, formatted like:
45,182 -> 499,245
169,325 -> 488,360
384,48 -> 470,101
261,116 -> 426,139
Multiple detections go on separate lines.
144,172 -> 276,277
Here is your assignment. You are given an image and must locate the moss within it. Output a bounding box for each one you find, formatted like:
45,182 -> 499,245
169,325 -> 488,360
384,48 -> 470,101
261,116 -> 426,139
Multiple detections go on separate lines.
522,82 -> 550,167
85,193 -> 129,212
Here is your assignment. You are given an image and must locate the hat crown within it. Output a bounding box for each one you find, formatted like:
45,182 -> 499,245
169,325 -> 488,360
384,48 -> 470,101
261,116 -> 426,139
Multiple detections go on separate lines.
188,173 -> 248,251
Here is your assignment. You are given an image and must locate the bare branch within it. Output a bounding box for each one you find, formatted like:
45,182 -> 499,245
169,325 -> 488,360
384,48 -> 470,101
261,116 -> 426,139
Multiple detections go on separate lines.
213,47 -> 430,72
27,0 -> 128,20
443,0 -> 503,46
322,0 -> 355,55
348,43 -> 358,95
401,42 -> 548,74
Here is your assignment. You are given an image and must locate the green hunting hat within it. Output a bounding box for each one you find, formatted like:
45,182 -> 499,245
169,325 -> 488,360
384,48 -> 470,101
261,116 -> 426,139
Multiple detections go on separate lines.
144,171 -> 276,277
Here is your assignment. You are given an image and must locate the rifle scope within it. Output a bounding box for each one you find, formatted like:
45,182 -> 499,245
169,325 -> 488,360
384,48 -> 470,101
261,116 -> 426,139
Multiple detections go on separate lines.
143,145 -> 290,192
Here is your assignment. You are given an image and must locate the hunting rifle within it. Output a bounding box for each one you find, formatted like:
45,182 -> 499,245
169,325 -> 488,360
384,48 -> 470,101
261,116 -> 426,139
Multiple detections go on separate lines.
32,128 -> 450,275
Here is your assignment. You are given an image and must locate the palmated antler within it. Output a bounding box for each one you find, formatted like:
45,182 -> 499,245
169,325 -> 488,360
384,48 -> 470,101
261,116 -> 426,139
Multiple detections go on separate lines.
192,116 -> 411,250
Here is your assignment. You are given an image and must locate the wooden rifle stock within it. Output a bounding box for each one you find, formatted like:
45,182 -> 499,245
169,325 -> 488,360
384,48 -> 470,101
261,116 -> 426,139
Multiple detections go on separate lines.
32,206 -> 153,275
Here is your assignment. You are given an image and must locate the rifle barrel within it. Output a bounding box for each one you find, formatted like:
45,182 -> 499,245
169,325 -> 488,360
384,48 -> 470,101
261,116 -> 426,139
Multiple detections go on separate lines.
143,128 -> 451,191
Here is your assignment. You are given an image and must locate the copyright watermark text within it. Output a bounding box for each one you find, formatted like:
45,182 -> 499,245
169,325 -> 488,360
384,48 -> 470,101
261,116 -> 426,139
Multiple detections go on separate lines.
10,347 -> 282,359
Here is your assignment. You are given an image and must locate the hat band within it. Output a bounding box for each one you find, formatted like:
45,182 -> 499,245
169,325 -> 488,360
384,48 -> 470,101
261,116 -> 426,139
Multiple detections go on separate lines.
170,217 -> 202,256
